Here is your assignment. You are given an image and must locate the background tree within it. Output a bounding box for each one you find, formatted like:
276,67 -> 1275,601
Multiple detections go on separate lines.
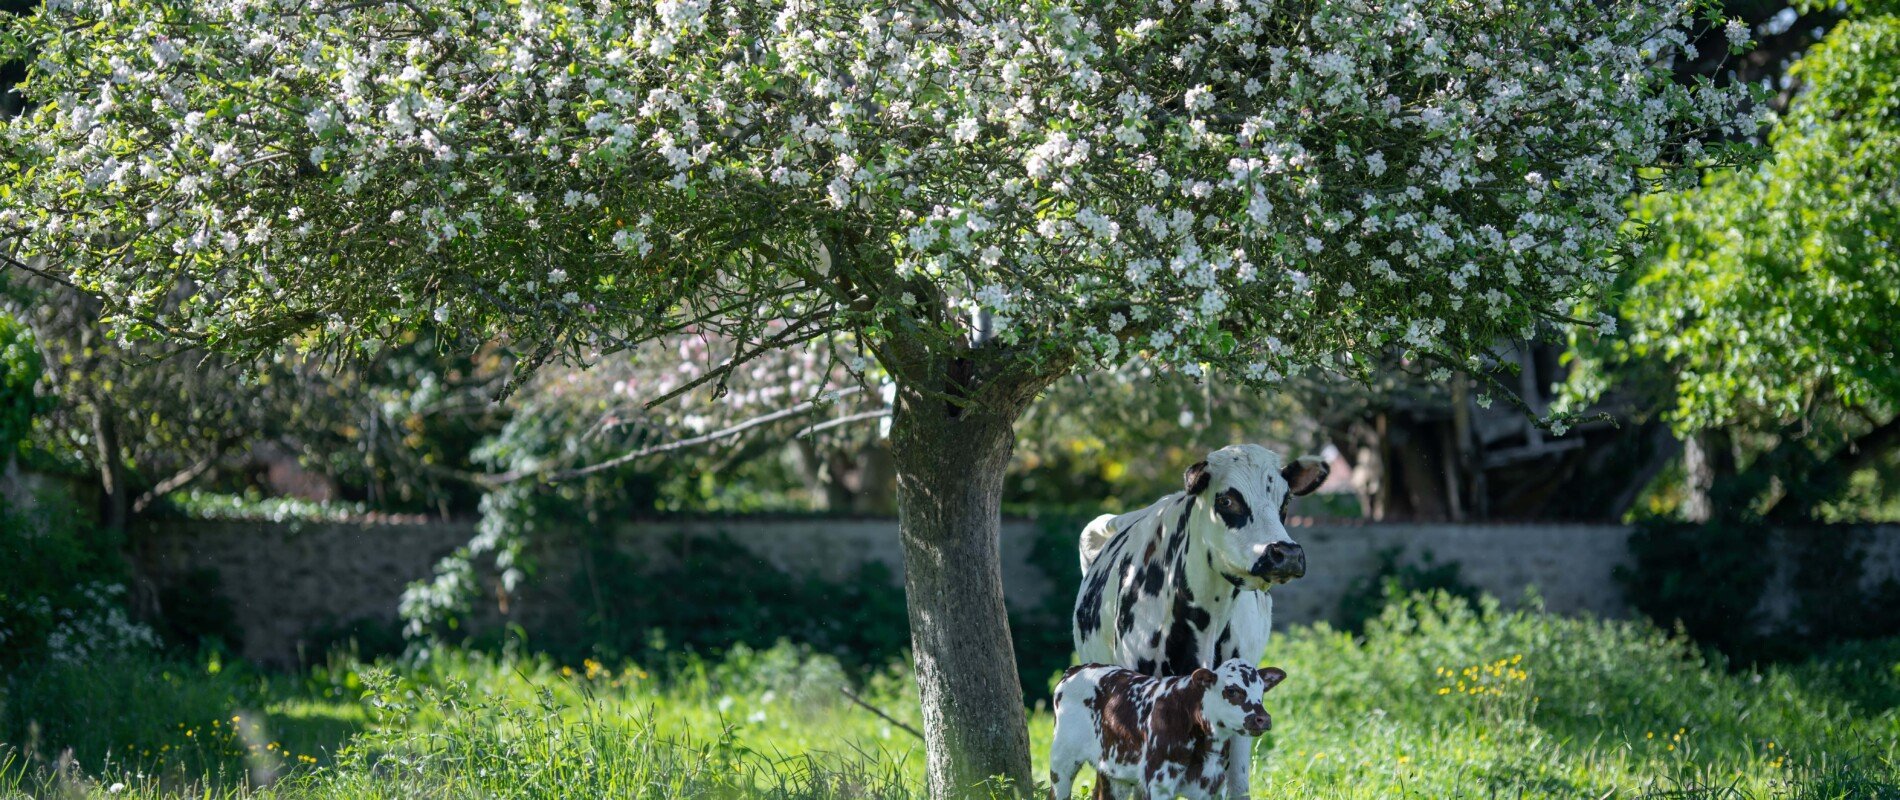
1568,0 -> 1899,523
1,0 -> 1755,791
1,276 -> 510,524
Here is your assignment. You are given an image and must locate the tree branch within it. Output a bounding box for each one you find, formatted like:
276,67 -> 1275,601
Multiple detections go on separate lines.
131,454 -> 222,514
485,387 -> 864,485
796,409 -> 891,439
840,687 -> 923,741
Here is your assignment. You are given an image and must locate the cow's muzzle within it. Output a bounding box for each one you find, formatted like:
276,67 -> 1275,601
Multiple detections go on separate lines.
1251,542 -> 1306,584
1244,712 -> 1272,736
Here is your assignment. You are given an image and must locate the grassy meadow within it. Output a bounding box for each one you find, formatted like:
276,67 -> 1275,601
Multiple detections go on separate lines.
3,593 -> 1896,799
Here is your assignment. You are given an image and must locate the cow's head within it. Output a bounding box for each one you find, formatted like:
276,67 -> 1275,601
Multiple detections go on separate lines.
1183,444 -> 1327,589
1193,659 -> 1287,737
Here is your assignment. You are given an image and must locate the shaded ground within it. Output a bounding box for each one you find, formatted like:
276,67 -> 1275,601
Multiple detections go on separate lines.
3,594 -> 1896,799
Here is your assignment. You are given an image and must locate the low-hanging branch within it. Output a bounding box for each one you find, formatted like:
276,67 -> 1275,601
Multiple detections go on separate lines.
482,386 -> 880,486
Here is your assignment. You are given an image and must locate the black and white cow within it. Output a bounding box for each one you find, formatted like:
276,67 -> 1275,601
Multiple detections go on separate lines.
1070,444 -> 1327,798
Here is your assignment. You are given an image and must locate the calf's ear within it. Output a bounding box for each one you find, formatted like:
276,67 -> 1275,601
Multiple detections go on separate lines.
1190,668 -> 1217,688
1184,460 -> 1211,495
1282,456 -> 1330,496
1258,667 -> 1288,691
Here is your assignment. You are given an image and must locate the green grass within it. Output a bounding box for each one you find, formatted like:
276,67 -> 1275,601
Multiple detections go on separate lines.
4,593 -> 1897,799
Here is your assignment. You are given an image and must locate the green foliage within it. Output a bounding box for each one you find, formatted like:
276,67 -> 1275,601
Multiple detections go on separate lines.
0,310 -> 39,458
1618,519 -> 1777,657
157,490 -> 371,524
1620,520 -> 1900,662
1572,13 -> 1900,435
1010,510 -> 1094,702
0,651 -> 357,785
1335,547 -> 1481,634
566,533 -> 911,675
0,495 -> 153,666
7,598 -> 1900,799
152,568 -> 243,654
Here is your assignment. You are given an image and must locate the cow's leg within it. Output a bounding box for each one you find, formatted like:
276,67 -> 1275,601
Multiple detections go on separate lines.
1049,761 -> 1081,800
1222,591 -> 1272,798
1223,737 -> 1253,799
1091,775 -> 1117,800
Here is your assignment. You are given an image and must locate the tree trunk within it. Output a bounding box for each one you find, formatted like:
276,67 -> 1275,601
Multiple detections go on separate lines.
1682,429 -> 1735,523
889,388 -> 1034,798
88,395 -> 129,533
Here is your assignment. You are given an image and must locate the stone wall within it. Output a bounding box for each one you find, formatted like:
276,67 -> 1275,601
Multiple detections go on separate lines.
1268,522 -> 1637,624
132,516 -> 1900,666
134,519 -> 477,665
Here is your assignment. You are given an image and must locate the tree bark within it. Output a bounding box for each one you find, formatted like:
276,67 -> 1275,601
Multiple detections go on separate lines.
890,386 -> 1034,798
1682,429 -> 1735,523
88,394 -> 129,533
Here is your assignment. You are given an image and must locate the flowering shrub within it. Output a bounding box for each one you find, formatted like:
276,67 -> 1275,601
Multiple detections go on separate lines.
1,0 -> 1758,393
0,502 -> 157,666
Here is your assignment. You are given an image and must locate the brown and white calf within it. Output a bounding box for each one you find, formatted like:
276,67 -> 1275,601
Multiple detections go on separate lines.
1049,660 -> 1287,800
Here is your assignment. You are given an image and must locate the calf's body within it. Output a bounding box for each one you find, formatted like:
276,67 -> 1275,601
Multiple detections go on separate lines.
1048,661 -> 1283,800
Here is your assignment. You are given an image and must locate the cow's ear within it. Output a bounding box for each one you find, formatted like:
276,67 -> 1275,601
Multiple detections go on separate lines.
1190,668 -> 1217,688
1184,461 -> 1211,495
1258,667 -> 1288,691
1282,456 -> 1329,496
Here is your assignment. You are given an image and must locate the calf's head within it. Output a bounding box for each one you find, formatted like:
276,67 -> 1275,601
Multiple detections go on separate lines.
1183,444 -> 1328,589
1192,659 -> 1287,736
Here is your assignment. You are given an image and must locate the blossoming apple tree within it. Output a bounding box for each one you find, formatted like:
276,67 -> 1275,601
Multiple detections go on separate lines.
2,0 -> 1756,791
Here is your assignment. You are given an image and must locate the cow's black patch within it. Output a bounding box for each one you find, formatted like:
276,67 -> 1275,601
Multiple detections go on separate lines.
1175,496 -> 1196,539
1075,568 -> 1109,637
1280,493 -> 1291,523
1176,580 -> 1211,631
1160,554 -> 1214,676
1148,629 -> 1163,649
1076,530 -> 1129,638
1216,488 -> 1253,529
1222,572 -> 1246,588
1140,560 -> 1167,595
1213,625 -> 1235,661
1116,555 -> 1141,635
1161,605 -> 1206,676
1136,657 -> 1157,676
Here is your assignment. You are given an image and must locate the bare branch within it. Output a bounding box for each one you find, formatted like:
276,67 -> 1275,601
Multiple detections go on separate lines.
796,409 -> 891,439
131,453 -> 221,514
840,687 -> 923,741
486,386 -> 864,485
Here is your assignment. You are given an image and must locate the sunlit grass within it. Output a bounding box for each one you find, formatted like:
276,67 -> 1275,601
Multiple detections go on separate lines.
4,593 -> 1897,799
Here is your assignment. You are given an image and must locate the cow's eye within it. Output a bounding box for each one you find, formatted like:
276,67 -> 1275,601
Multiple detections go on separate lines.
1223,686 -> 1244,703
1216,495 -> 1232,509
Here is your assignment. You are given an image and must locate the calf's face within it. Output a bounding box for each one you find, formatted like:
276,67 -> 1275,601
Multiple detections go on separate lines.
1195,660 -> 1286,736
1183,444 -> 1328,589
